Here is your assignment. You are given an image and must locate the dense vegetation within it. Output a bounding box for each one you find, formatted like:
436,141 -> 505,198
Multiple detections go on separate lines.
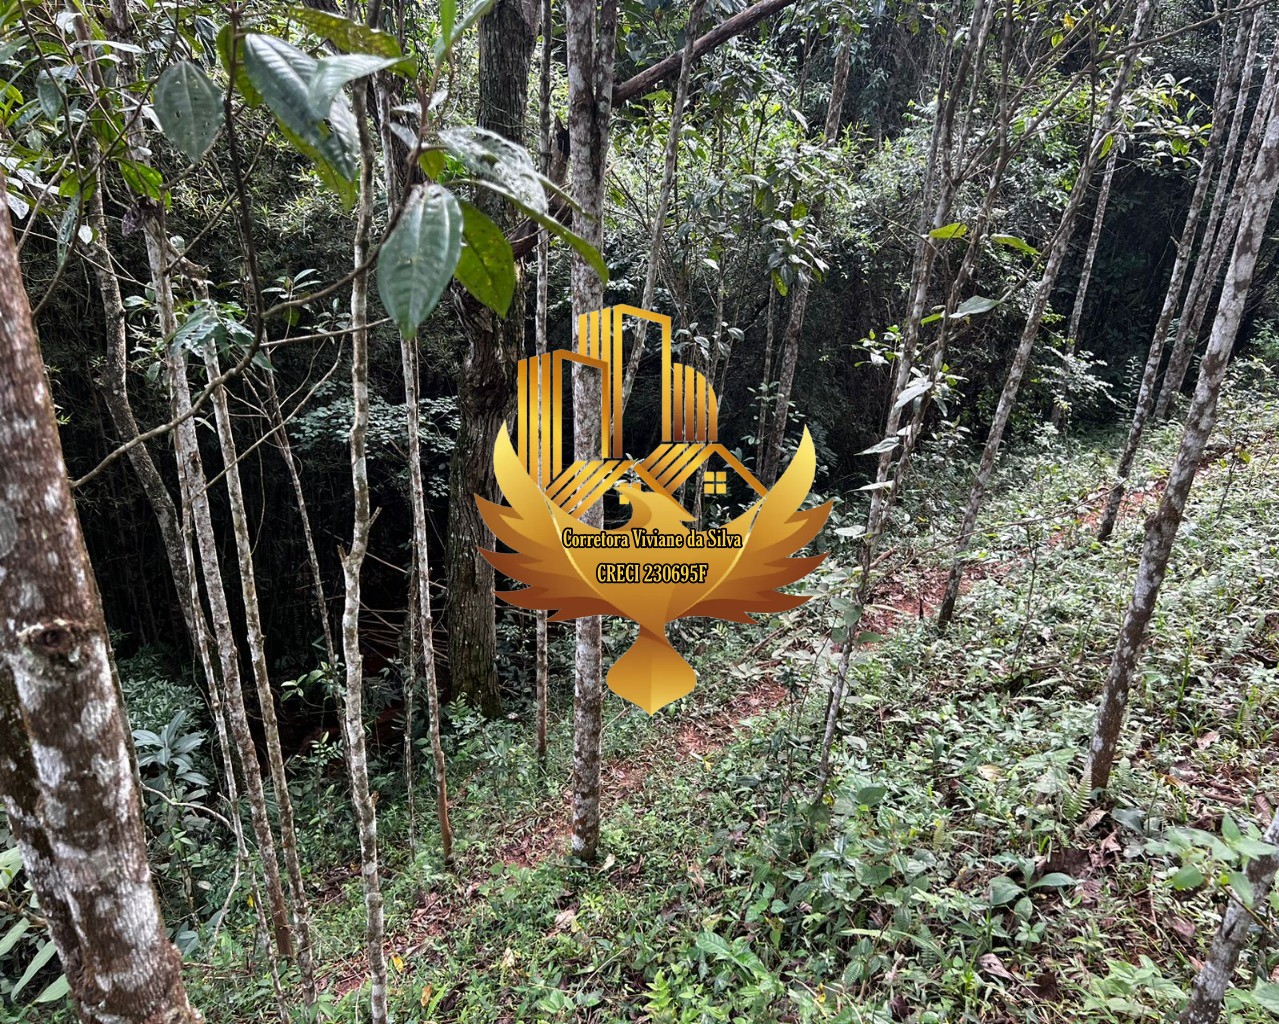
2,0 -> 1278,1021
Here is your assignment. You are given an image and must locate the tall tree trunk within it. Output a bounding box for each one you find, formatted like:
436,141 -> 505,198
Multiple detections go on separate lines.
84,181 -> 199,649
1155,11 -> 1269,421
1178,807 -> 1279,1024
936,0 -> 1154,627
258,368 -> 338,667
620,0 -> 703,410
0,171 -> 200,1024
861,0 -> 991,542
1051,137 -> 1119,430
535,0 -> 554,765
156,227 -> 295,964
445,0 -> 540,718
341,85 -> 389,1024
1085,60 -> 1279,793
401,327 -> 454,863
566,0 -> 617,862
759,40 -> 852,487
1096,12 -> 1258,541
203,343 -> 316,1001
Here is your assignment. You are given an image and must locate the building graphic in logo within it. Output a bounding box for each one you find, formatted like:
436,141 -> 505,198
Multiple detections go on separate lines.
479,305 -> 830,714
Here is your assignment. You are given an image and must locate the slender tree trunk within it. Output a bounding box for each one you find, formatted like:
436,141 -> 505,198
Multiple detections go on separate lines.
861,0 -> 996,588
154,226 -> 294,964
1179,807 -> 1279,1024
1096,12 -> 1258,541
535,0 -> 553,765
445,0 -> 539,718
1085,65 -> 1279,793
341,85 -> 389,1024
0,172 -> 200,1024
759,41 -> 852,486
401,328 -> 454,863
620,0 -> 703,410
259,369 -> 337,667
754,287 -> 776,473
84,182 -> 199,649
936,0 -> 1154,627
404,552 -> 418,850
566,0 -> 617,862
203,344 -> 316,1001
1051,138 -> 1119,430
1155,11 -> 1269,421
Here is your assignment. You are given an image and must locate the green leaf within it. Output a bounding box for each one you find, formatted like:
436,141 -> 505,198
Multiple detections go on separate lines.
307,54 -> 401,120
154,61 -> 223,164
454,199 -> 514,316
440,125 -> 545,213
991,233 -> 1038,255
437,0 -> 494,56
952,295 -> 1000,318
56,196 -> 81,264
288,7 -> 409,71
1029,872 -> 1078,889
1228,870 -> 1254,906
855,785 -> 888,806
12,939 -> 58,998
1168,864 -> 1204,890
118,161 -> 164,202
35,974 -> 69,1004
377,184 -> 463,337
987,876 -> 1023,907
439,0 -> 456,48
243,33 -> 321,142
893,377 -> 932,410
857,436 -> 899,456
929,222 -> 967,239
479,184 -> 607,283
36,70 -> 62,119
0,918 -> 30,958
216,24 -> 262,106
1222,814 -> 1241,845
1233,838 -> 1277,859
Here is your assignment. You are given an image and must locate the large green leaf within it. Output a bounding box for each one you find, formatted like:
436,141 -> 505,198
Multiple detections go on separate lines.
440,126 -> 546,213
377,184 -> 463,337
289,6 -> 411,72
307,53 -> 401,120
243,34 -> 355,183
12,939 -> 58,999
472,179 -> 607,284
216,24 -> 262,106
454,199 -> 514,316
436,0 -> 494,57
154,61 -> 223,164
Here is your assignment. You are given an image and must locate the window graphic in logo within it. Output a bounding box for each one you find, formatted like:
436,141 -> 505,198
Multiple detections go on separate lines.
478,305 -> 831,714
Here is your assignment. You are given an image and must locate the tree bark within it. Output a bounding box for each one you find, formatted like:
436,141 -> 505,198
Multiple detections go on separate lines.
203,343 -> 316,1001
445,0 -> 539,718
535,0 -> 553,765
1155,10 -> 1270,421
1096,11 -> 1259,541
401,327 -> 454,863
341,84 -> 389,1024
1178,808 -> 1279,1024
84,181 -> 199,651
566,0 -> 617,862
759,40 -> 852,487
0,169 -> 199,1024
936,0 -> 1154,627
1085,58 -> 1279,793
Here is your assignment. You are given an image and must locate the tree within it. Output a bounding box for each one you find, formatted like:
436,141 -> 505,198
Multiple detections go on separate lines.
445,0 -> 540,718
565,0 -> 617,862
936,0 -> 1155,627
1096,10 -> 1261,542
1178,807 -> 1279,1024
0,169 -> 199,1024
1085,42 -> 1279,793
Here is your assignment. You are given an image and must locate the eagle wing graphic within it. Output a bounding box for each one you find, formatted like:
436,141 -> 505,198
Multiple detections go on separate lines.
685,428 -> 831,623
477,426 -> 616,622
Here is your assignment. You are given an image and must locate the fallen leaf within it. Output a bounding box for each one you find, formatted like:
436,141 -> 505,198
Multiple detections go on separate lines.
978,952 -> 1017,980
1168,916 -> 1196,939
1196,730 -> 1220,749
977,764 -> 1004,782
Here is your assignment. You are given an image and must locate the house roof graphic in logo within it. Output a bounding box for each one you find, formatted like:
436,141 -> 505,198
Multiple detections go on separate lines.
514,305 -> 765,519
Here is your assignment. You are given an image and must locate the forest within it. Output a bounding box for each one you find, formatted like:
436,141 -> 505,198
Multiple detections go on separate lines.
2,0 -> 1279,1020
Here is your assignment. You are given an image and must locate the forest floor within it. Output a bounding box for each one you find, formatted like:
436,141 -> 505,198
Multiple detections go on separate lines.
183,362 -> 1279,1023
